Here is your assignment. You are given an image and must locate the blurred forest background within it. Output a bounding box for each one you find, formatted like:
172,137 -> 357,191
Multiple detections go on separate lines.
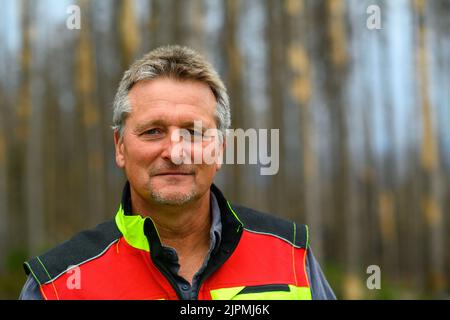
0,0 -> 449,299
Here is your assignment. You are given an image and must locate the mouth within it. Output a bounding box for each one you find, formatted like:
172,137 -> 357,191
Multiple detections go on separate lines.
154,172 -> 194,176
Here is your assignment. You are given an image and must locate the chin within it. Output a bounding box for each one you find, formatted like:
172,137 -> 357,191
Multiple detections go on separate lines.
149,184 -> 198,206
151,190 -> 196,206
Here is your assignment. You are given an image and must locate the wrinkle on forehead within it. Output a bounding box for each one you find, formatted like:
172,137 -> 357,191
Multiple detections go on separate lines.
128,78 -> 217,113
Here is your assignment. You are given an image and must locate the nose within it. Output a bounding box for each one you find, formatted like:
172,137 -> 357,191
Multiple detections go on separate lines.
160,128 -> 185,165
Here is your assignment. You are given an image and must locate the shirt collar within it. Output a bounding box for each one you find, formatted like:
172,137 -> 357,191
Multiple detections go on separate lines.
209,192 -> 222,254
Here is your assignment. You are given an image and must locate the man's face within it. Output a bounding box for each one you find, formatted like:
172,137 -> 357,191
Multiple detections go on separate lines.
114,77 -> 224,206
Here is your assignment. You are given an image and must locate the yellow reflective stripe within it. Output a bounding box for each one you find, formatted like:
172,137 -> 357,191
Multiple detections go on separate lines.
115,205 -> 150,252
210,285 -> 312,300
289,285 -> 312,300
210,286 -> 245,300
226,201 -> 244,232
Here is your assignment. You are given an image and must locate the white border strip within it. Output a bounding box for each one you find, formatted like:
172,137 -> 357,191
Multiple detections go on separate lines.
43,238 -> 120,285
243,228 -> 305,249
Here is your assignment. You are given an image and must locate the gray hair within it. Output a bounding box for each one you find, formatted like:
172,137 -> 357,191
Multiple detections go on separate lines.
112,45 -> 231,138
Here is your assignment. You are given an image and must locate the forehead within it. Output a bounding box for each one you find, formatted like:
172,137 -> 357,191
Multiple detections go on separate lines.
127,77 -> 217,127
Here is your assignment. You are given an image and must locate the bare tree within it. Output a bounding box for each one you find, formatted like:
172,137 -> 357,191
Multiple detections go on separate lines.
414,0 -> 446,295
222,0 -> 245,204
184,0 -> 205,50
264,0 -> 288,216
282,0 -> 324,257
0,86 -> 8,271
75,0 -> 106,227
323,0 -> 360,299
13,0 -> 33,254
24,0 -> 45,256
119,0 -> 141,68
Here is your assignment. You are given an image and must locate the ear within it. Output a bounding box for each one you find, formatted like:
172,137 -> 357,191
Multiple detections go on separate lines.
114,130 -> 125,168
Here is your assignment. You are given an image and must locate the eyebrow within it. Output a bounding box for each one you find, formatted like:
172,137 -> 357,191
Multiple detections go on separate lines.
133,119 -> 215,133
134,120 -> 166,133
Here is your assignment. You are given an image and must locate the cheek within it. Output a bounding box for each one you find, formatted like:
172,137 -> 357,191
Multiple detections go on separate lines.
197,163 -> 218,182
124,141 -> 160,166
189,144 -> 205,161
188,141 -> 221,164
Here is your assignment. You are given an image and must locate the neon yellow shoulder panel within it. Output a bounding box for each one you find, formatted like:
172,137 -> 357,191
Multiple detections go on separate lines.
115,205 -> 150,252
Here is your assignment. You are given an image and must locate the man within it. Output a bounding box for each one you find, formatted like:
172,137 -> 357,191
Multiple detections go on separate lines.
20,45 -> 335,300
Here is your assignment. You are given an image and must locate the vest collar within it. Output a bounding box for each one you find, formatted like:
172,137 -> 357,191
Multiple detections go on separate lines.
115,204 -> 149,251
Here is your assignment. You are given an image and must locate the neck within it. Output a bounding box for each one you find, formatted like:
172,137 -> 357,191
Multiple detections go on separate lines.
130,188 -> 212,251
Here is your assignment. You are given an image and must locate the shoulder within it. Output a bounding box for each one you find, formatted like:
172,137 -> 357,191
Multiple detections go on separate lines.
24,219 -> 121,286
19,274 -> 43,300
229,204 -> 309,249
306,249 -> 337,299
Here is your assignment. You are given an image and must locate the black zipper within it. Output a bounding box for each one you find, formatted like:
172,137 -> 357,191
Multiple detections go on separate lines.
144,218 -> 187,300
193,227 -> 243,300
151,255 -> 186,300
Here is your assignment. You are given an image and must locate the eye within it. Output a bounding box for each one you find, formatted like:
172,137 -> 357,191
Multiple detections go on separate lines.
186,129 -> 206,142
188,129 -> 203,137
142,128 -> 164,138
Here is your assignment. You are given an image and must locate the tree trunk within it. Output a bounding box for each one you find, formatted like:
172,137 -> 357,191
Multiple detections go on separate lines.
414,0 -> 446,295
265,0 -> 287,216
222,0 -> 245,204
283,0 -> 323,257
16,0 -> 33,254
75,0 -> 106,227
0,87 -> 8,270
119,0 -> 140,68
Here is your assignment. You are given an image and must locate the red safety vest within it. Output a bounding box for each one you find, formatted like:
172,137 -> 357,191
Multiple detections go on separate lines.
24,183 -> 312,300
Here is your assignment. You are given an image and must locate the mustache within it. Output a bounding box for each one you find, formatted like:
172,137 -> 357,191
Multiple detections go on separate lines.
149,165 -> 196,176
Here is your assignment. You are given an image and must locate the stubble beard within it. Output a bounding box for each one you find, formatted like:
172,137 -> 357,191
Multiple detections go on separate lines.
148,182 -> 198,206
